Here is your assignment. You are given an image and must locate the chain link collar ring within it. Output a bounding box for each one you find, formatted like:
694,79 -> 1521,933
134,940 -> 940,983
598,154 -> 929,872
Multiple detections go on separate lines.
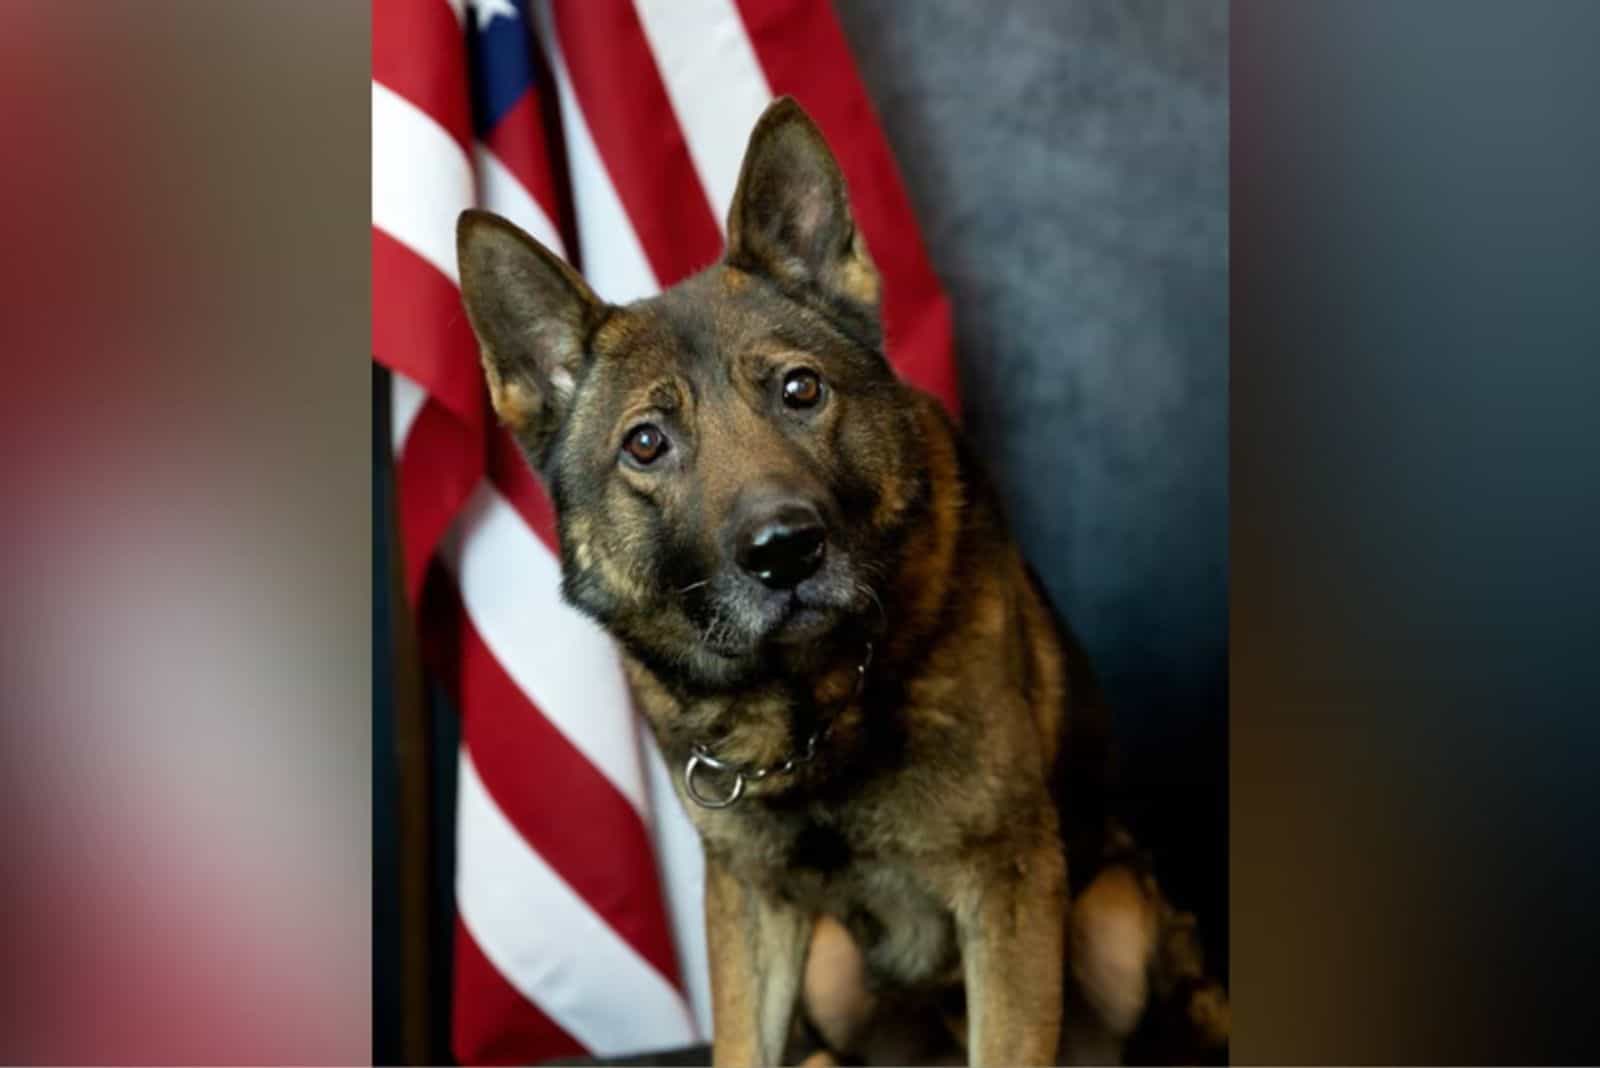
682,641 -> 872,810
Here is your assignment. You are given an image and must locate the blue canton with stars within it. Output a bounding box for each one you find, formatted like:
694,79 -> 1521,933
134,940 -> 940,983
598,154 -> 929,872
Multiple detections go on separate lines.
466,0 -> 541,139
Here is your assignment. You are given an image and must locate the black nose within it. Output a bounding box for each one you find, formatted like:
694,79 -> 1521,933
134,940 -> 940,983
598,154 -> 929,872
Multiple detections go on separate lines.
736,503 -> 826,589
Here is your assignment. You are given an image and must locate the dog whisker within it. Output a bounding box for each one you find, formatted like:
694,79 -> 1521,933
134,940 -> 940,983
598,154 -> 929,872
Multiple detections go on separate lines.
678,579 -> 711,595
698,596 -> 737,653
855,580 -> 887,628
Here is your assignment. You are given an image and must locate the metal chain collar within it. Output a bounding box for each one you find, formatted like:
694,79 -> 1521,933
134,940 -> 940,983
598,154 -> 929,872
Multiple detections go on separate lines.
683,642 -> 873,810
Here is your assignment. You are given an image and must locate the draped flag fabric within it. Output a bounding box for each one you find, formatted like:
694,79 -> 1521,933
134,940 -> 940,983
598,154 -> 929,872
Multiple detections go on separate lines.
372,0 -> 958,1061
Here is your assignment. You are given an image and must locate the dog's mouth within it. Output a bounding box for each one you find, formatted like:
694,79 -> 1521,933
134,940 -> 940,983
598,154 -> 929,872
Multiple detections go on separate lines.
769,595 -> 841,645
689,564 -> 874,658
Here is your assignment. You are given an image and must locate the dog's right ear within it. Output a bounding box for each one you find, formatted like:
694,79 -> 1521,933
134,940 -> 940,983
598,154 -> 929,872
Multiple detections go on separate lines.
457,209 -> 603,457
726,98 -> 881,343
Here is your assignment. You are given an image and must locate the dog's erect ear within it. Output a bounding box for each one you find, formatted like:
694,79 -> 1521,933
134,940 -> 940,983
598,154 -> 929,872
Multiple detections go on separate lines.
726,97 -> 881,333
457,209 -> 603,457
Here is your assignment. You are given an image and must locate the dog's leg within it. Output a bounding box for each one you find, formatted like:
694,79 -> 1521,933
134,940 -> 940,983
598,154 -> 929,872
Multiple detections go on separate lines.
1059,863 -> 1158,1065
801,914 -> 876,1055
1066,832 -> 1230,1065
954,838 -> 1068,1067
705,856 -> 812,1067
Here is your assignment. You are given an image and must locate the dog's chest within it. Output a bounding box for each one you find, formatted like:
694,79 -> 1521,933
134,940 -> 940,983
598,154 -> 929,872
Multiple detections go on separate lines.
731,805 -> 961,989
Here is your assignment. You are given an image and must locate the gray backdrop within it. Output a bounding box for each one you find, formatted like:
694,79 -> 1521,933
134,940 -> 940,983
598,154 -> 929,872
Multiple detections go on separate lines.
833,0 -> 1228,961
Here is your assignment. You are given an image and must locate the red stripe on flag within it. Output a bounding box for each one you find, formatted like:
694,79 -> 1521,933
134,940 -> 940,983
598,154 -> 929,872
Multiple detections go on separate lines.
732,0 -> 961,417
453,915 -> 586,1066
549,0 -> 725,285
458,615 -> 684,990
483,89 -> 566,244
373,228 -> 487,427
373,0 -> 474,157
395,400 -> 483,603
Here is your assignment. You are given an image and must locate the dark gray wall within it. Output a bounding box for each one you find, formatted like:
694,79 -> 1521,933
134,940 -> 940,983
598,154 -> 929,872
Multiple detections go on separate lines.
834,0 -> 1228,955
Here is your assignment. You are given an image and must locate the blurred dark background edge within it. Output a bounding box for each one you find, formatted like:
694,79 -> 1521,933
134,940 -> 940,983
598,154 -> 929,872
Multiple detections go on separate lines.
1231,0 -> 1600,1061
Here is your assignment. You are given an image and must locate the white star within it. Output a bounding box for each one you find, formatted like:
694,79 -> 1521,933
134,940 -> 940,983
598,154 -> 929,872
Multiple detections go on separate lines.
469,0 -> 518,31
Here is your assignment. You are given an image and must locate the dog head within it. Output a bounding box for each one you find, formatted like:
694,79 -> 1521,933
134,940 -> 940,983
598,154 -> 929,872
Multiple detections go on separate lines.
457,98 -> 926,689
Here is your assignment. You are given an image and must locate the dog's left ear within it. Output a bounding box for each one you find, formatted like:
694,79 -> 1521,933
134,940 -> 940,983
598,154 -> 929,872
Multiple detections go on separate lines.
726,97 -> 881,335
457,209 -> 604,463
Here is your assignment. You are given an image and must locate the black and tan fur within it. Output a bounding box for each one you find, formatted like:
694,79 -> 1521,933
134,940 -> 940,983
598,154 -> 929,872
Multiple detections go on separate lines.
457,98 -> 1226,1066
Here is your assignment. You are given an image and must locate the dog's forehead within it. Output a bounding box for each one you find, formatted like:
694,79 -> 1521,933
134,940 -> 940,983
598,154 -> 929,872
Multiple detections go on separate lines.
589,270 -> 798,386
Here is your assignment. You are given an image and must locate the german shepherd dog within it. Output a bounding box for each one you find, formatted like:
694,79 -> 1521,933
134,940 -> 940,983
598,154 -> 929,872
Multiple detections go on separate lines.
457,98 -> 1226,1066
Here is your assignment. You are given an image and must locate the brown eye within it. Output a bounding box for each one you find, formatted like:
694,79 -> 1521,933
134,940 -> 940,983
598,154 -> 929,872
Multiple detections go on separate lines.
622,424 -> 669,465
782,368 -> 824,409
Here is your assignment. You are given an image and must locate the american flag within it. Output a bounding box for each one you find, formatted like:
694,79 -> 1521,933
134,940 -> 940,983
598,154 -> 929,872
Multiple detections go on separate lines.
373,0 -> 958,1061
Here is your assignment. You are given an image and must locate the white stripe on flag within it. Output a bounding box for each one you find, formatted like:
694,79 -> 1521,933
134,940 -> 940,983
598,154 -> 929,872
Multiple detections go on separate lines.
536,1 -> 661,303
639,727 -> 713,1037
372,81 -> 473,284
630,0 -> 773,228
474,143 -> 566,258
391,370 -> 428,454
443,482 -> 651,817
456,748 -> 699,1054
